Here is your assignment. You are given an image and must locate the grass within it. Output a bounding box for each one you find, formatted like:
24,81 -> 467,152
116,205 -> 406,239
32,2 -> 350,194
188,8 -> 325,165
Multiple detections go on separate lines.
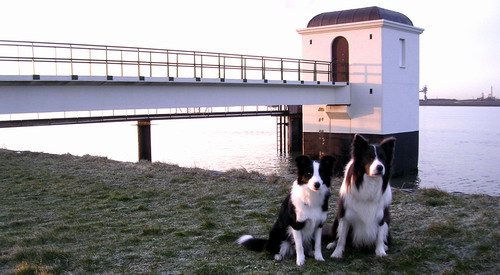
0,149 -> 499,274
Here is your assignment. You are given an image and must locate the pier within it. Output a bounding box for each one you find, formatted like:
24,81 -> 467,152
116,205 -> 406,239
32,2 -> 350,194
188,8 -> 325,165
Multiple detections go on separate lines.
0,40 -> 349,160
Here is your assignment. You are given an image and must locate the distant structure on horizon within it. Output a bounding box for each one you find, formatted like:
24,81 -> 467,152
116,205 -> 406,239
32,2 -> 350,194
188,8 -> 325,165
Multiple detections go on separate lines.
478,86 -> 496,101
418,85 -> 499,105
297,6 -> 424,175
420,85 -> 428,100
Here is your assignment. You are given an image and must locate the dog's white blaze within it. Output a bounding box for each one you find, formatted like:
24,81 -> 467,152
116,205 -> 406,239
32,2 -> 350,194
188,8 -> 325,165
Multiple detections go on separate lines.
368,145 -> 385,176
304,161 -> 323,192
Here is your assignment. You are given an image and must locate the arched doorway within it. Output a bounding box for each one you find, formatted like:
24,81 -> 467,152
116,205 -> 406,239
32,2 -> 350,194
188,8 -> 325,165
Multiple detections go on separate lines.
332,37 -> 349,82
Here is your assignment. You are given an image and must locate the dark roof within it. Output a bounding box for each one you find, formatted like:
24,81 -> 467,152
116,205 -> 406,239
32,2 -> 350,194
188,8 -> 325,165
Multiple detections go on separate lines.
307,6 -> 413,28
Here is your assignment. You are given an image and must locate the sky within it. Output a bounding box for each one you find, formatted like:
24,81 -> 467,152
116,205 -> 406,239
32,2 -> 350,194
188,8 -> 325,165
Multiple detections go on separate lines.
2,0 -> 499,99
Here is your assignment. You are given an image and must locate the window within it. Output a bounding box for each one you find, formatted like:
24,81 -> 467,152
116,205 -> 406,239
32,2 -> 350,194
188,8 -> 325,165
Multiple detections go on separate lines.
399,38 -> 406,68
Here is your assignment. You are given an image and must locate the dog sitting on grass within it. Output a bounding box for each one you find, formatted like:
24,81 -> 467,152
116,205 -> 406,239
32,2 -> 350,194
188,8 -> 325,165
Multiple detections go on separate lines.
237,155 -> 336,266
326,134 -> 396,258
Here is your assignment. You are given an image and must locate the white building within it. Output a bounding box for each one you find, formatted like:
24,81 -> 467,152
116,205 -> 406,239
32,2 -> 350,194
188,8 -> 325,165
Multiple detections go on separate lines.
297,6 -> 424,175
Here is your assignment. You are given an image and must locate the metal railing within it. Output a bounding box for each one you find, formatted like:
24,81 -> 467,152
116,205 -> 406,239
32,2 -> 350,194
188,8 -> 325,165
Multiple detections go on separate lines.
0,40 -> 333,82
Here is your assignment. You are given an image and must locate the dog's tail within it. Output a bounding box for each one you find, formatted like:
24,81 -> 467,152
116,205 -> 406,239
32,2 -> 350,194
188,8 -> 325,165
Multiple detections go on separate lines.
237,235 -> 267,252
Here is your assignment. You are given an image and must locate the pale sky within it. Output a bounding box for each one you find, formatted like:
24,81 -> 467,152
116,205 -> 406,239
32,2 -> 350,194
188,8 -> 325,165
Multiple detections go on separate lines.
2,0 -> 499,99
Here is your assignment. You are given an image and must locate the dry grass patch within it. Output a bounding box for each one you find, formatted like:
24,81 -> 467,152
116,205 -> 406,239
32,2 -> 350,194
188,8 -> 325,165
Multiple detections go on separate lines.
0,149 -> 498,274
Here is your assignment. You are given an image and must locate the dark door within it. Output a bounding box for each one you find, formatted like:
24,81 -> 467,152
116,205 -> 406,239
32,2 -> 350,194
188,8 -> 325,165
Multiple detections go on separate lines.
332,37 -> 349,82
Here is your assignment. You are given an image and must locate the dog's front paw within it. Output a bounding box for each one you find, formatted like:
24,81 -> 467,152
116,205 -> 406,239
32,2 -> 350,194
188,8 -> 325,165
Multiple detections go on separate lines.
375,247 -> 387,257
274,254 -> 283,261
331,247 -> 344,259
314,252 -> 325,262
296,255 -> 305,266
326,241 -> 336,250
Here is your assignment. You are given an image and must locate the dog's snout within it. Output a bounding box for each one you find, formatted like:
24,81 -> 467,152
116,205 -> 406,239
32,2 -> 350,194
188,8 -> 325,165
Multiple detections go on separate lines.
376,165 -> 384,172
314,182 -> 321,189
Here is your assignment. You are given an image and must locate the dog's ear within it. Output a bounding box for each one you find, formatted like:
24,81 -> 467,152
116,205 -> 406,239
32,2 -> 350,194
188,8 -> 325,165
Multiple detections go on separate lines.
351,134 -> 368,189
295,155 -> 311,174
380,137 -> 396,163
320,155 -> 335,170
320,155 -> 336,187
381,137 -> 396,192
352,134 -> 369,159
295,155 -> 312,184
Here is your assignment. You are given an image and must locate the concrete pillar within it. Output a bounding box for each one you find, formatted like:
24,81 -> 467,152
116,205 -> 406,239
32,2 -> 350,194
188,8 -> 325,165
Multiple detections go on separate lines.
137,120 -> 152,161
288,105 -> 303,152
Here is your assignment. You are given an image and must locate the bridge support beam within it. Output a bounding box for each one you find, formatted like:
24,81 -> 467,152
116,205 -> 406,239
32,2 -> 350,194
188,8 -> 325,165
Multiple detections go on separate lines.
138,120 -> 152,162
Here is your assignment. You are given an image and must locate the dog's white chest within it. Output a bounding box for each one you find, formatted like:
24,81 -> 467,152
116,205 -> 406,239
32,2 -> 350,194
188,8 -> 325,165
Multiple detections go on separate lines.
342,180 -> 392,246
291,189 -> 328,240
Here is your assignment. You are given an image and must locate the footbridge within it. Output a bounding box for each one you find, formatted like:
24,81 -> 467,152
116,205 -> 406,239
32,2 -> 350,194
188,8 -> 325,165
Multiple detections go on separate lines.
0,40 -> 350,159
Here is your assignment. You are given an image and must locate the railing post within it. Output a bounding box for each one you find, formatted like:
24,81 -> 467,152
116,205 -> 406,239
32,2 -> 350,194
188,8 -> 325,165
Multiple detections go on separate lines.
262,57 -> 265,80
31,42 -> 35,75
106,46 -> 109,77
120,49 -> 123,77
176,53 -> 179,78
280,58 -> 284,81
241,55 -> 244,80
329,62 -> 333,82
70,44 -> 73,76
297,60 -> 301,81
89,48 -> 92,76
137,48 -> 141,77
313,61 -> 317,82
54,47 -> 58,76
218,53 -> 221,79
16,45 -> 20,75
167,50 -> 170,78
149,51 -> 152,77
193,51 -> 197,78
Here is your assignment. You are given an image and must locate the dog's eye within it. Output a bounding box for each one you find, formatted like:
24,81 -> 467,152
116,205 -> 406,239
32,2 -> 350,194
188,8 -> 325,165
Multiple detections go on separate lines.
365,152 -> 375,161
378,154 -> 386,161
305,172 -> 313,178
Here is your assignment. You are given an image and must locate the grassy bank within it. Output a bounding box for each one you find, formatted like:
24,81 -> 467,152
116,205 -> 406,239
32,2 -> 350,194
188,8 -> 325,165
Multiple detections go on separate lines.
0,149 -> 498,274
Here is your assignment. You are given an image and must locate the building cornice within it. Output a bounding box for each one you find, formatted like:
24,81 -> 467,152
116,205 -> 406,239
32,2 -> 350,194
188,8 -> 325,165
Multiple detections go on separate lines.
297,19 -> 424,35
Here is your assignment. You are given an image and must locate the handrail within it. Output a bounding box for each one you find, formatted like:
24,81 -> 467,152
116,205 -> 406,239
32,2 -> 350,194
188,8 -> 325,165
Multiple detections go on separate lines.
0,40 -> 335,82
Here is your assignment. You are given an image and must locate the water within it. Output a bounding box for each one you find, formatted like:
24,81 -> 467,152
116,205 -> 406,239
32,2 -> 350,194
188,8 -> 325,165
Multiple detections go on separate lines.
1,107 -> 499,196
418,106 -> 500,195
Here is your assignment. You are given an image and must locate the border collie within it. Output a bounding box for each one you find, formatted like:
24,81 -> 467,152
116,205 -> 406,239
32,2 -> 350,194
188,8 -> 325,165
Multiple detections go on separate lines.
327,134 -> 396,258
237,155 -> 335,266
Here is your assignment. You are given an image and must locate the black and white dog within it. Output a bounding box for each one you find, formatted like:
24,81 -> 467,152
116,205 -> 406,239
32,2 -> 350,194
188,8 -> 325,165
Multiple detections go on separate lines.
238,155 -> 335,266
327,134 -> 396,258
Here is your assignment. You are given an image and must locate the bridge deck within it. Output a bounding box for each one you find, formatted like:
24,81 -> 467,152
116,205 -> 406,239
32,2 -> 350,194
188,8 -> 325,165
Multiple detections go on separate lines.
0,75 -> 350,115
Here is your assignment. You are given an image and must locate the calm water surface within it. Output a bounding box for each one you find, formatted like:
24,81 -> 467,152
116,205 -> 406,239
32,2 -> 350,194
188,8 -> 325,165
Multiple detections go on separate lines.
0,107 -> 499,196
418,106 -> 500,195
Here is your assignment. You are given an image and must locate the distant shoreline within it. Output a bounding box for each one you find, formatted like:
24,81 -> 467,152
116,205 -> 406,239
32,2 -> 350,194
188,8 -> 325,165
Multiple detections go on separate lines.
420,99 -> 500,107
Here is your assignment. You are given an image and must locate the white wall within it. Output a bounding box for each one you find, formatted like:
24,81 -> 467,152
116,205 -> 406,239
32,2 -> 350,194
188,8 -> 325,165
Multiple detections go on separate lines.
381,24 -> 422,134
